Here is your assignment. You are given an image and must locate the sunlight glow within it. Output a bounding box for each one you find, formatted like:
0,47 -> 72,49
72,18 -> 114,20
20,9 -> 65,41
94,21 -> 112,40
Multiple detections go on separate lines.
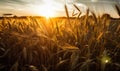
38,5 -> 55,18
32,0 -> 57,18
91,0 -> 98,2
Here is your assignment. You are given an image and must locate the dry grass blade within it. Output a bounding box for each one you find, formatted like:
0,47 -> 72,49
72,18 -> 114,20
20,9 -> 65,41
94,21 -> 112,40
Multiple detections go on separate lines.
56,59 -> 69,69
114,63 -> 120,67
91,11 -> 97,22
61,44 -> 79,50
42,65 -> 48,71
73,4 -> 81,12
29,65 -> 39,71
86,9 -> 90,16
64,4 -> 71,26
10,61 -> 19,71
97,32 -> 103,41
23,47 -> 27,60
80,59 -> 93,70
0,48 -> 11,58
64,4 -> 69,18
77,12 -> 81,18
117,25 -> 120,32
72,10 -> 78,17
0,47 -> 5,52
115,4 -> 120,16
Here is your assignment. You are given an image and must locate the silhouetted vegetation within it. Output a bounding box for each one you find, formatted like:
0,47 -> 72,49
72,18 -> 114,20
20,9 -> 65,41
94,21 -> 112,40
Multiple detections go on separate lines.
0,4 -> 120,71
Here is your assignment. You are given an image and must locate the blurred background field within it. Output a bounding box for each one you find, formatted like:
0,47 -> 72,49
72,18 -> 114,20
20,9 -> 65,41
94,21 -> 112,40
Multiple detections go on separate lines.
0,12 -> 120,71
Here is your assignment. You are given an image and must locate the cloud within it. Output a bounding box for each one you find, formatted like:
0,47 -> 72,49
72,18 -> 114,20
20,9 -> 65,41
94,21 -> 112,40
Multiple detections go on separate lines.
0,0 -> 120,17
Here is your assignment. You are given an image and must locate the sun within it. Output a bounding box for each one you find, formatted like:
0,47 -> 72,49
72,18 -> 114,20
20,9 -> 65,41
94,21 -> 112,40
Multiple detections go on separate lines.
40,9 -> 55,18
36,4 -> 56,18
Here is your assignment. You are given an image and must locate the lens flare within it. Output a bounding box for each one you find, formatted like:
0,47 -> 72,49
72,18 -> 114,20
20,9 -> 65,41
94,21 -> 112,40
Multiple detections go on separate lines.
101,56 -> 111,64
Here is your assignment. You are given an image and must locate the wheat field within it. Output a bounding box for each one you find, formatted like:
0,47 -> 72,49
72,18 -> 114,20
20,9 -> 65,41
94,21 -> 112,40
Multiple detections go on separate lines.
0,5 -> 120,71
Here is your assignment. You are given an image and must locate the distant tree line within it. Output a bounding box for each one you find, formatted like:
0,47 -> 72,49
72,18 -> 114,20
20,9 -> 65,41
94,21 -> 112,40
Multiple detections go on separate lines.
2,13 -> 17,17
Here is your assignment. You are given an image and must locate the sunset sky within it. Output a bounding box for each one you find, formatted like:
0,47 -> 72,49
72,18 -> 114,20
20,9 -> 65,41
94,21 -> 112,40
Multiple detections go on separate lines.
0,0 -> 120,17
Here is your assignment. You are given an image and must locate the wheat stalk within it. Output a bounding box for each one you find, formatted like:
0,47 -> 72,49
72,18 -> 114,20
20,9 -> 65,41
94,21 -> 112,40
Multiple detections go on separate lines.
115,4 -> 120,16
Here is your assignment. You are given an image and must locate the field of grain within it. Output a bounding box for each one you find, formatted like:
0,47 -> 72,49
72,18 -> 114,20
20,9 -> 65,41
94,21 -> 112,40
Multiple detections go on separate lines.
0,11 -> 120,71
